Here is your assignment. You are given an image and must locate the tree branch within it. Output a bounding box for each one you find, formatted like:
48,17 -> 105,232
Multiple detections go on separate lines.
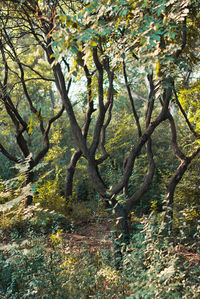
20,62 -> 55,82
123,59 -> 142,137
110,86 -> 172,196
89,47 -> 106,155
173,86 -> 199,138
34,104 -> 65,166
175,17 -> 187,59
0,143 -> 19,163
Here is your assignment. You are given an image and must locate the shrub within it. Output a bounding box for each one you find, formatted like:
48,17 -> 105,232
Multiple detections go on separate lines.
123,213 -> 200,298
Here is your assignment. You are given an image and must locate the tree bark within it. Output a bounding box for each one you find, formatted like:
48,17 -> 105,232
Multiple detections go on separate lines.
113,204 -> 130,269
164,147 -> 200,233
65,150 -> 82,202
24,170 -> 34,208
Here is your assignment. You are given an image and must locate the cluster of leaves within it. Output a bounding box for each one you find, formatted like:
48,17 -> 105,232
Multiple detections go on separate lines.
54,0 -> 194,81
33,172 -> 67,214
0,241 -> 69,298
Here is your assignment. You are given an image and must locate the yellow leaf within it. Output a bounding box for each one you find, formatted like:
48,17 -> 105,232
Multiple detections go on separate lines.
91,40 -> 98,47
163,15 -> 168,25
156,60 -> 160,76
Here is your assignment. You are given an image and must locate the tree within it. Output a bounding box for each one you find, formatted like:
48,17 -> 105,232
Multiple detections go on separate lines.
0,6 -> 65,207
2,0 -> 200,256
43,0 -> 200,235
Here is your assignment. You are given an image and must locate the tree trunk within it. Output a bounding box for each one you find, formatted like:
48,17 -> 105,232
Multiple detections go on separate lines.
164,160 -> 191,233
65,150 -> 82,202
24,170 -> 34,207
164,146 -> 200,233
113,204 -> 130,269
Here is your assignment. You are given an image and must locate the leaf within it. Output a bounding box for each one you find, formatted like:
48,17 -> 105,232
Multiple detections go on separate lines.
151,34 -> 161,41
158,264 -> 175,281
72,71 -> 77,77
71,46 -> 78,54
59,15 -> 66,23
156,60 -> 160,75
91,40 -> 98,47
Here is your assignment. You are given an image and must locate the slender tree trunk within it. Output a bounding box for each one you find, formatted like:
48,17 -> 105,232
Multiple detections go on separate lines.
113,204 -> 130,269
164,160 -> 192,233
24,170 -> 34,207
65,150 -> 82,202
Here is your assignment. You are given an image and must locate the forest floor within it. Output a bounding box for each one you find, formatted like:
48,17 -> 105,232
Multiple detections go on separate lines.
1,211 -> 199,266
1,210 -> 200,298
61,217 -> 113,254
59,216 -> 200,267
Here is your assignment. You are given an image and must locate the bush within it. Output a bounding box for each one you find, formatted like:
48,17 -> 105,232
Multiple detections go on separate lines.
122,214 -> 200,298
0,204 -> 70,240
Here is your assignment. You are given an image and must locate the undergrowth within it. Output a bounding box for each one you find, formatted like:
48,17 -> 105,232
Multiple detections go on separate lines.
0,206 -> 200,298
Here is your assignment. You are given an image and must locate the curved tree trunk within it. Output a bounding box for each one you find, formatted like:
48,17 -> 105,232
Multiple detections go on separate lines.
113,204 -> 130,269
164,148 -> 200,233
65,150 -> 82,202
24,170 -> 34,207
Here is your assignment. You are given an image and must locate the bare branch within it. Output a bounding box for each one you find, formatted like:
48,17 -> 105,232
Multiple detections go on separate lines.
20,62 -> 55,82
125,138 -> 155,213
99,95 -> 113,161
123,59 -> 142,137
167,112 -> 186,161
34,104 -> 65,166
0,143 -> 19,163
89,48 -> 106,155
110,87 -> 172,196
173,86 -> 200,138
175,17 -> 187,59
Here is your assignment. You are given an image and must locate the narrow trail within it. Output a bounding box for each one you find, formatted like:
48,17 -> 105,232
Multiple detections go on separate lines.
62,217 -> 112,254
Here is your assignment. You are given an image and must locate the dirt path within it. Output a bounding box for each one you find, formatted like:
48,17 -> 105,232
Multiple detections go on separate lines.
62,217 -> 113,254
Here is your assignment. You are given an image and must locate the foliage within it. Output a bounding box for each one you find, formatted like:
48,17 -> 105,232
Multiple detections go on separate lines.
0,207 -> 124,298
33,170 -> 66,215
179,79 -> 200,136
0,209 -> 200,298
0,203 -> 69,238
124,214 -> 200,298
1,1 -> 200,297
0,241 -> 69,298
174,155 -> 200,235
44,126 -> 68,169
54,0 -> 196,79
0,156 -> 34,210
